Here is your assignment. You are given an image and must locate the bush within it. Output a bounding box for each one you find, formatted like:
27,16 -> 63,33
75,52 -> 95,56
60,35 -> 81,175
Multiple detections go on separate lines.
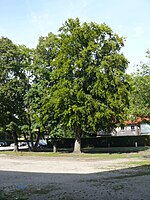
81,135 -> 150,148
46,135 -> 150,150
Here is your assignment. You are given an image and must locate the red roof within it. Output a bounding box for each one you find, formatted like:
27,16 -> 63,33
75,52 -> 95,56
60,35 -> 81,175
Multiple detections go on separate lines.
125,117 -> 150,125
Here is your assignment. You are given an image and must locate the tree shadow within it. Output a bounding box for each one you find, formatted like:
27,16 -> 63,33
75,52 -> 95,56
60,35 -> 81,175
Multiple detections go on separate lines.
0,165 -> 150,200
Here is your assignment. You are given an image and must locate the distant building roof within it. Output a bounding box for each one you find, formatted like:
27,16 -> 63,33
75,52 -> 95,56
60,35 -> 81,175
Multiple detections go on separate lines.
125,117 -> 150,125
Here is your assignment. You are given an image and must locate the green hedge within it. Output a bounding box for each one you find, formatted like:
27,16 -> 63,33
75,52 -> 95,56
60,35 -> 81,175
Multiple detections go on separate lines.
47,135 -> 150,149
81,135 -> 150,148
3,135 -> 150,149
47,138 -> 75,149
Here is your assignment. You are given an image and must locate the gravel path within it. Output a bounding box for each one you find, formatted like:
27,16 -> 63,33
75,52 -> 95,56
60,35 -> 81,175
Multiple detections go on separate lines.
0,154 -> 150,200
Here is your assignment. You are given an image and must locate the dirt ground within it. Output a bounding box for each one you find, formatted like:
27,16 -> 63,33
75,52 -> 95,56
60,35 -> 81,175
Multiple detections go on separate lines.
0,153 -> 150,200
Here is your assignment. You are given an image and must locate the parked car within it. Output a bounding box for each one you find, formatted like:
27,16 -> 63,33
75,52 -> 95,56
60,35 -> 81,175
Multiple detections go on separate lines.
38,140 -> 47,148
0,141 -> 7,147
10,142 -> 27,147
9,140 -> 47,148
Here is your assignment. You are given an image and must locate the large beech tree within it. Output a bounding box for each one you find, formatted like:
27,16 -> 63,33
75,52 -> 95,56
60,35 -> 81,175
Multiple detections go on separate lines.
50,18 -> 130,152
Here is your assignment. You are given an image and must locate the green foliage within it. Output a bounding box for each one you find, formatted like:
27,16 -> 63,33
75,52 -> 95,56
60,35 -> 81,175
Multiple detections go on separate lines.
50,124 -> 74,138
23,33 -> 59,135
50,18 -> 130,138
0,18 -> 131,152
0,37 -> 31,136
129,51 -> 150,118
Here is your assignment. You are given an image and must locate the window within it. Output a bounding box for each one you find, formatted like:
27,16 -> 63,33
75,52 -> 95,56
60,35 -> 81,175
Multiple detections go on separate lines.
131,125 -> 135,131
141,124 -> 150,134
121,124 -> 124,130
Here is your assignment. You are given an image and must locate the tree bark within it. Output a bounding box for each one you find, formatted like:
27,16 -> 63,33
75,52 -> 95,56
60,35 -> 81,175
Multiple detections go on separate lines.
53,135 -> 57,153
12,131 -> 18,152
73,126 -> 81,153
24,132 -> 32,151
34,128 -> 40,147
53,144 -> 57,153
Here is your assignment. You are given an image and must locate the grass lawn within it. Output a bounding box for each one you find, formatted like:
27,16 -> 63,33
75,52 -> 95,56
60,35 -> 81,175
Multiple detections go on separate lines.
0,146 -> 150,160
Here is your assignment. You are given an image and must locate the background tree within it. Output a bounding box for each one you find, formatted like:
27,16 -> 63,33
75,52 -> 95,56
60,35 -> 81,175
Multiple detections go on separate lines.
22,32 -> 59,151
0,37 -> 31,151
129,50 -> 150,120
50,18 -> 130,153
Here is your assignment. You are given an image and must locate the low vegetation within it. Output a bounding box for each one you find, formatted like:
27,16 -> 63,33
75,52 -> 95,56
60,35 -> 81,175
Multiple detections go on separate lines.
0,147 -> 150,159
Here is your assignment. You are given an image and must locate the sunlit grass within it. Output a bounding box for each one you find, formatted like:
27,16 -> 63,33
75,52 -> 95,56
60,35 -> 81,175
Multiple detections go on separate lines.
127,160 -> 150,166
0,146 -> 150,160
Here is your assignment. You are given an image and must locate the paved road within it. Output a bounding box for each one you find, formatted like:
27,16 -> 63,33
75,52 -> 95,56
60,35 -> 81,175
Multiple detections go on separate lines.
0,154 -> 150,200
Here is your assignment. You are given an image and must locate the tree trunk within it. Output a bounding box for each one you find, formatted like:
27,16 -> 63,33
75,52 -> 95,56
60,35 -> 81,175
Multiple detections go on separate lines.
24,132 -> 32,151
53,144 -> 57,153
33,128 -> 41,151
53,135 -> 57,153
73,126 -> 81,153
12,131 -> 18,152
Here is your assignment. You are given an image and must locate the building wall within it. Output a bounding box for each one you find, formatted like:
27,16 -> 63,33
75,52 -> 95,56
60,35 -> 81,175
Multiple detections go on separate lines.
113,123 -> 150,136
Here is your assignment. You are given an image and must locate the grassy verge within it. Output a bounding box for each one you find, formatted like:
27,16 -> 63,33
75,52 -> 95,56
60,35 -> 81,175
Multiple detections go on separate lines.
127,160 -> 150,166
0,147 -> 150,160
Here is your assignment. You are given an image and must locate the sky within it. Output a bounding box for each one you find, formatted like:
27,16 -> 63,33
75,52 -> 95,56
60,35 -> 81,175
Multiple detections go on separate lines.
0,0 -> 150,73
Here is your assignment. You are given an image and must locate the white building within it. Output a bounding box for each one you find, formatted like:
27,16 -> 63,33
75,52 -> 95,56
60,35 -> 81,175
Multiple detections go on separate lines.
112,123 -> 150,136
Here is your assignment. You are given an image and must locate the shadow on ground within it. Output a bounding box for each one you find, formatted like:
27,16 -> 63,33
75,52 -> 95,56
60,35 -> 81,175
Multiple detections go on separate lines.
0,164 -> 150,200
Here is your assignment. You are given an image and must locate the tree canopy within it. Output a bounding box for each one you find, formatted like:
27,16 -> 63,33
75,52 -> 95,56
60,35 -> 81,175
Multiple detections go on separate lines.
0,37 -> 31,150
129,50 -> 150,120
49,18 -> 130,152
0,18 -> 131,152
